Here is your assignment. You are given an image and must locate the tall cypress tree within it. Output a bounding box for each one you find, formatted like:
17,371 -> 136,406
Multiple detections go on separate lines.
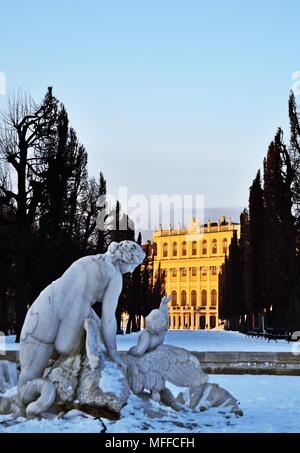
96,172 -> 107,253
218,230 -> 241,330
31,104 -> 89,301
249,170 -> 266,314
227,230 -> 242,330
288,93 -> 300,327
239,208 -> 253,328
263,129 -> 295,328
126,232 -> 143,333
289,91 -> 300,217
107,201 -> 135,332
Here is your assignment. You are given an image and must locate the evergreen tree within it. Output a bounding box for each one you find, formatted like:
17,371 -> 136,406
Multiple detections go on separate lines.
288,92 -> 300,327
30,104 -> 89,301
150,263 -> 166,312
140,243 -> 152,318
239,209 -> 253,328
78,172 -> 107,254
227,230 -> 242,330
289,91 -> 300,217
249,171 -> 266,313
263,129 -> 296,328
126,232 -> 143,333
219,256 -> 229,322
95,172 -> 107,253
106,200 -> 135,332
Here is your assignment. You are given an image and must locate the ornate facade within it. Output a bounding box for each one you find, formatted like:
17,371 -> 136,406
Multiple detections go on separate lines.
152,217 -> 240,330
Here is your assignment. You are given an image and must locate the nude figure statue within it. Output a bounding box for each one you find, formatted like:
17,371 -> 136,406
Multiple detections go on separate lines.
18,240 -> 145,417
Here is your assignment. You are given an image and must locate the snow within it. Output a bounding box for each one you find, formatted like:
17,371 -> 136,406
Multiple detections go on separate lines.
1,330 -> 300,432
109,375 -> 300,433
2,330 -> 296,353
1,375 -> 299,433
117,330 -> 295,352
99,361 -> 123,397
0,385 -> 17,399
0,335 -> 18,352
0,414 -> 103,433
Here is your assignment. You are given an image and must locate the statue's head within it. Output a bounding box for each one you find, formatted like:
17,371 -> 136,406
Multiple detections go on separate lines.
107,240 -> 145,274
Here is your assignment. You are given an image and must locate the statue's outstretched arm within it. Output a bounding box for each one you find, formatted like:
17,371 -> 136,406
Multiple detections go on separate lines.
101,272 -> 125,369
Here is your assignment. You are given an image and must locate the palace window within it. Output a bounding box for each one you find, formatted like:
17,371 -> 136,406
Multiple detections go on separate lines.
211,266 -> 217,276
171,290 -> 177,307
222,238 -> 228,254
182,241 -> 187,256
181,290 -> 187,306
192,241 -> 197,256
191,290 -> 197,307
201,266 -> 207,276
202,240 -> 207,255
163,269 -> 167,278
171,268 -> 177,277
201,289 -> 207,307
172,242 -> 178,257
191,267 -> 197,276
212,239 -> 217,254
163,242 -> 168,257
181,268 -> 187,277
211,289 -> 217,306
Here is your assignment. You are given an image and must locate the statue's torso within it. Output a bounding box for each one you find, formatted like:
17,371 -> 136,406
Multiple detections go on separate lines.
21,254 -> 119,347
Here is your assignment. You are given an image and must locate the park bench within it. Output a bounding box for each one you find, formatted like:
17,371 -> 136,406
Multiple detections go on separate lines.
245,328 -> 299,342
246,328 -> 264,339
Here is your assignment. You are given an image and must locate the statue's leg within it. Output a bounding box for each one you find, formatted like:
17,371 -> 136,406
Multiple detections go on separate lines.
18,337 -> 55,417
128,331 -> 151,357
19,337 -> 54,388
19,378 -> 56,418
151,388 -> 161,402
160,387 -> 181,411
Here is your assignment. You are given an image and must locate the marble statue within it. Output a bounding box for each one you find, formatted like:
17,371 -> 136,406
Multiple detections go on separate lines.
17,240 -> 145,417
128,295 -> 171,357
124,297 -> 242,415
0,240 -> 243,424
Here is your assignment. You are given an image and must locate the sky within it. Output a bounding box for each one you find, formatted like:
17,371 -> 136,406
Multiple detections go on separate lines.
0,0 -> 299,226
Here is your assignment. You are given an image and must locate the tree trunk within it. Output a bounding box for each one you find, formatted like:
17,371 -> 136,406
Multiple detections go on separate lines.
15,227 -> 28,341
0,289 -> 8,334
15,141 -> 29,341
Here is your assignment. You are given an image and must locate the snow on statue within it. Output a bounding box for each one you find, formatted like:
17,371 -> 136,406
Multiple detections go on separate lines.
18,240 -> 145,417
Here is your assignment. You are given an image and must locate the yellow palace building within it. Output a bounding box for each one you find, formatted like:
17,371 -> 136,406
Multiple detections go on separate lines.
152,216 -> 240,330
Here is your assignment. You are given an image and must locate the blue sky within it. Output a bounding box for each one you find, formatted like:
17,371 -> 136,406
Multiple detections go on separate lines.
0,0 -> 299,221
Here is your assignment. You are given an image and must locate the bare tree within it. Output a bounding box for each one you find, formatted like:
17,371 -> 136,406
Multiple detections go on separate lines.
0,88 -> 58,338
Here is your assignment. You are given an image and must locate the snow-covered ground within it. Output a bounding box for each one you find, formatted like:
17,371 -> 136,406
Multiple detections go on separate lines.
116,330 -> 295,353
2,330 -> 296,353
1,374 -> 300,433
0,335 -> 18,352
1,330 -> 299,433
